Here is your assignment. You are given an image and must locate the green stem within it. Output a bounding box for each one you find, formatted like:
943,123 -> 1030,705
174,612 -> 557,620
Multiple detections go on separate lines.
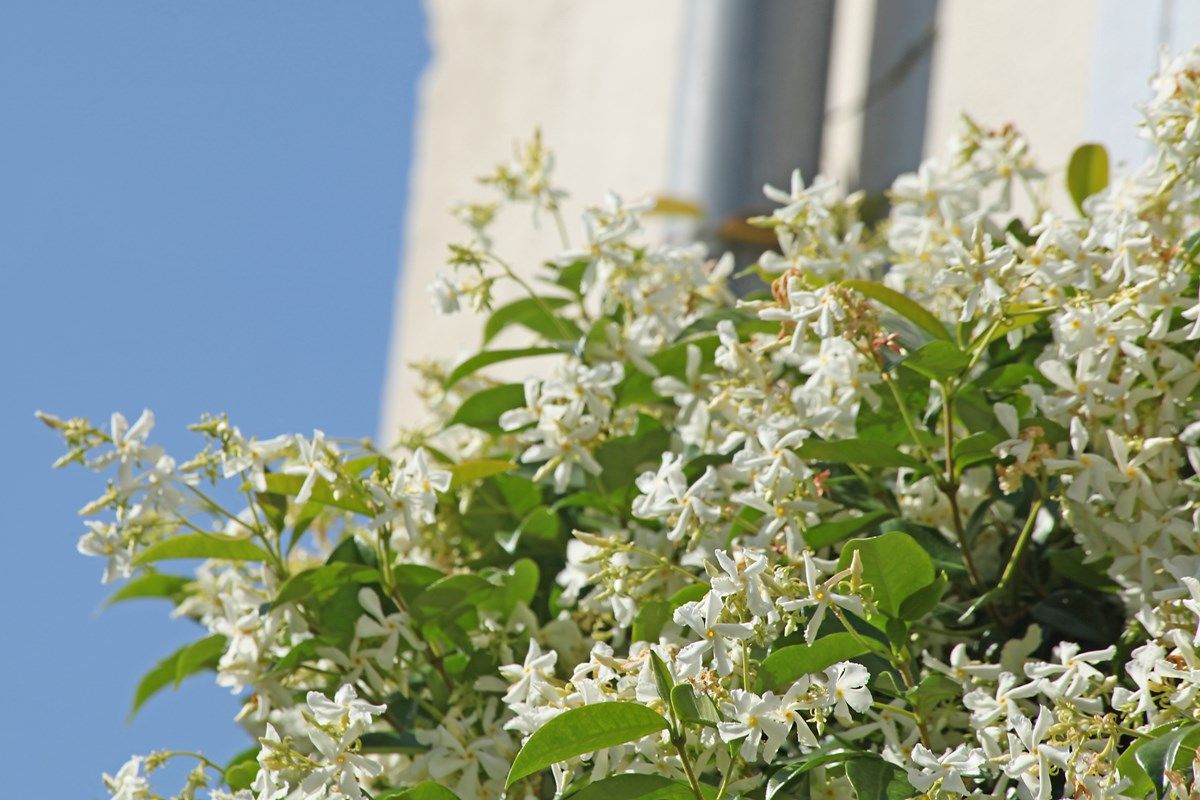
939,386 -> 983,589
672,734 -> 706,800
881,373 -> 939,470
992,498 -> 1044,597
487,253 -> 577,341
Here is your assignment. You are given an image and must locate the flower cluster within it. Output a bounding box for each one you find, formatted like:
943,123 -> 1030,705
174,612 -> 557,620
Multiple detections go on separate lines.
46,49 -> 1200,800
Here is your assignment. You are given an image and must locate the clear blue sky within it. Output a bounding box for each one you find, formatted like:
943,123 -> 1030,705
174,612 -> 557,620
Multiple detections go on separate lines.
0,3 -> 428,796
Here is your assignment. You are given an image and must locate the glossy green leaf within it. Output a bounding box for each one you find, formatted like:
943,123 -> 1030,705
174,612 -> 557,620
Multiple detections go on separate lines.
952,431 -> 1002,470
262,473 -> 372,515
495,558 -> 540,614
839,531 -> 935,619
765,743 -> 871,800
758,633 -> 871,691
131,634 -> 227,717
797,438 -> 924,470
483,296 -> 578,344
843,279 -> 951,342
670,684 -> 720,729
448,383 -> 527,433
359,731 -> 429,755
411,574 -> 493,622
805,510 -> 893,549
845,755 -> 915,800
273,563 -> 381,607
445,347 -> 560,388
376,782 -> 462,800
649,651 -> 676,710
224,761 -> 259,792
134,534 -> 269,566
615,335 -> 719,406
900,340 -> 969,383
448,458 -> 519,489
104,572 -> 191,607
1135,722 -> 1200,798
569,774 -> 716,799
897,571 -> 947,620
1067,143 -> 1110,213
174,634 -> 227,687
632,601 -> 672,644
505,702 -> 670,787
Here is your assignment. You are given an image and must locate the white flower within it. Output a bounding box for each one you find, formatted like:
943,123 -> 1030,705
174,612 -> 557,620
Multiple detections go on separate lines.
710,548 -> 774,619
1004,708 -> 1071,800
76,521 -> 132,584
673,591 -> 756,676
102,756 -> 152,800
819,661 -> 872,723
306,684 -> 386,731
780,551 -> 865,644
906,743 -> 985,795
717,689 -> 788,760
285,429 -> 338,504
500,639 -> 559,706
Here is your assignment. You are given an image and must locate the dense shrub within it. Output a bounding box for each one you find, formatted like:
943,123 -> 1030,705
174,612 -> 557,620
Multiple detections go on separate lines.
47,50 -> 1200,800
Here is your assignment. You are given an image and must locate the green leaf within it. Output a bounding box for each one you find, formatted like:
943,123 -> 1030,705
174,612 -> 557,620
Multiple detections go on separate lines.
317,582 -> 368,644
552,259 -> 588,295
268,636 -> 333,676
411,574 -> 493,623
104,572 -> 191,607
1067,143 -> 1110,213
273,563 -> 381,607
805,510 -> 893,549
839,531 -> 936,619
448,383 -> 527,434
1047,549 -> 1119,592
906,671 -> 962,711
758,633 -> 871,691
505,702 -> 670,787
445,347 -> 560,388
843,279 -> 951,342
131,635 -> 227,717
495,558 -> 540,614
649,651 -> 676,710
952,431 -> 1002,470
174,634 -> 227,687
594,423 -> 672,493
797,439 -> 924,470
879,519 -> 966,576
615,336 -> 719,406
569,774 -> 716,799
359,731 -> 429,755
1135,722 -> 1200,798
448,458 -> 519,489
670,684 -> 720,729
632,601 -> 673,644
224,761 -> 259,792
900,340 -> 969,383
134,534 -> 269,566
845,755 -> 916,800
376,782 -> 462,800
1117,732 -> 1158,799
897,572 -> 947,620
261,473 -> 372,515
483,296 -> 579,344
669,584 -> 709,607
765,744 -> 871,800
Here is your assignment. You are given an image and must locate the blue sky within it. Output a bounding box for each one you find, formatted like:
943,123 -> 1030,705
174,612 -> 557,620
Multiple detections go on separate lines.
0,3 -> 428,795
